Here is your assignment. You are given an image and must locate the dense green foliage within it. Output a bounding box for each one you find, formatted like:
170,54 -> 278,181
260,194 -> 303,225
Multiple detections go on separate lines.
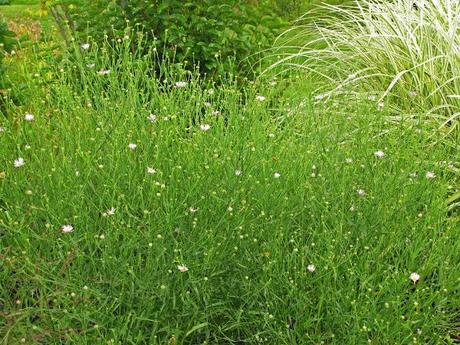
0,20 -> 15,112
1,1 -> 459,344
49,0 -> 287,77
1,38 -> 459,344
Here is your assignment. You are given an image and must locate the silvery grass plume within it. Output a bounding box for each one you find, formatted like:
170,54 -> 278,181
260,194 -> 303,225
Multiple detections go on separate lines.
269,0 -> 460,135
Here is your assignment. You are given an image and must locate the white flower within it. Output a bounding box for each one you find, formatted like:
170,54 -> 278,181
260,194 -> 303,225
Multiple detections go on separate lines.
81,43 -> 90,50
368,95 -> 376,101
211,110 -> 220,116
75,170 -> 80,177
268,133 -> 275,138
409,172 -> 417,178
377,101 -> 385,110
106,207 -> 116,216
408,91 -> 417,98
0,127 -> 5,133
374,150 -> 385,158
147,114 -> 157,122
61,224 -> 74,233
235,170 -> 242,176
189,207 -> 198,213
356,189 -> 366,196
175,81 -> 187,88
409,272 -> 420,284
307,264 -> 316,273
204,102 -> 212,107
97,69 -> 111,75
24,113 -> 34,121
207,89 -> 214,95
14,157 -> 25,168
128,143 -> 137,150
269,80 -> 277,86
147,167 -> 156,175
256,95 -> 266,102
177,264 -> 189,273
200,124 -> 211,131
425,171 -> 436,179
274,172 -> 281,178
345,158 -> 353,164
86,63 -> 95,69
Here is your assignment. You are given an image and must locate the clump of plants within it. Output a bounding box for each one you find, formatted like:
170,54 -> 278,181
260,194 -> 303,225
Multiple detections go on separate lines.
272,0 -> 460,137
48,0 -> 287,77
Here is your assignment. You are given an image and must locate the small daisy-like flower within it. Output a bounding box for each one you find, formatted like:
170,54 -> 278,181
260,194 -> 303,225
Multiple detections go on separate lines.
374,150 -> 385,158
61,224 -> 74,233
147,114 -> 157,122
425,171 -> 436,179
356,189 -> 366,196
268,133 -> 275,138
147,167 -> 156,175
177,264 -> 188,273
97,69 -> 111,75
409,272 -> 420,284
128,143 -> 137,150
307,264 -> 316,273
189,207 -> 198,213
175,81 -> 187,88
274,172 -> 281,178
81,43 -> 90,50
200,124 -> 211,131
235,170 -> 242,176
14,157 -> 25,168
345,158 -> 353,164
24,113 -> 34,121
106,207 -> 116,216
256,95 -> 266,102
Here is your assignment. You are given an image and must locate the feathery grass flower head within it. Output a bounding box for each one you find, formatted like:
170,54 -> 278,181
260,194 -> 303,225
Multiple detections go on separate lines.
425,171 -> 436,179
374,150 -> 385,158
61,224 -> 74,233
14,157 -> 25,168
410,272 -> 420,284
97,69 -> 111,75
356,189 -> 366,196
24,113 -> 34,121
177,264 -> 189,273
200,124 -> 211,131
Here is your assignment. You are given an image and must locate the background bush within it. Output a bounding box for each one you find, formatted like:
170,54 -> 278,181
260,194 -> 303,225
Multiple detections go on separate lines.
0,19 -> 15,113
49,0 -> 287,77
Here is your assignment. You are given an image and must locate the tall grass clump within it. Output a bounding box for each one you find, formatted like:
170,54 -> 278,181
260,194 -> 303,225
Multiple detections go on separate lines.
1,37 -> 460,344
272,0 -> 460,138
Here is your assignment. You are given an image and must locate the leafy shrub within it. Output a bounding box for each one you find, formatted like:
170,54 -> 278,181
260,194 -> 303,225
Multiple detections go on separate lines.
0,20 -> 16,113
49,0 -> 287,77
272,0 -> 460,136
